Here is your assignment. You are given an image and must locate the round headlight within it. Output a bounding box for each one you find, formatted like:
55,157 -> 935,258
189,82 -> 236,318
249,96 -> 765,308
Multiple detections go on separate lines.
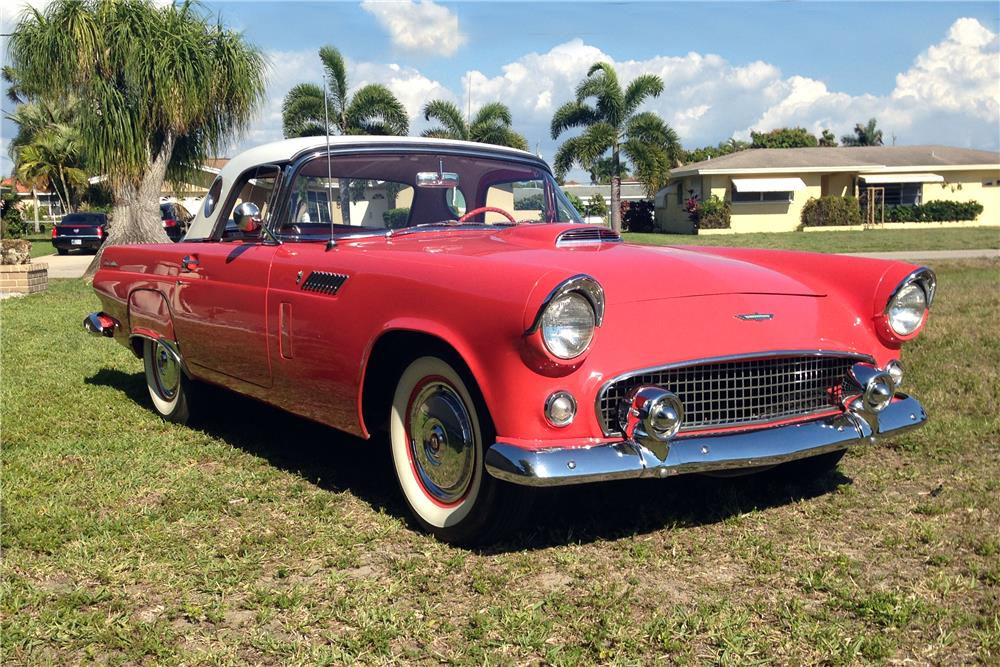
540,292 -> 595,359
887,282 -> 926,336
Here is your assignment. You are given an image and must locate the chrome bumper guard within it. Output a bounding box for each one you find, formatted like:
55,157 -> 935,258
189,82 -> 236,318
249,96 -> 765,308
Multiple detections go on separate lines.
485,394 -> 926,487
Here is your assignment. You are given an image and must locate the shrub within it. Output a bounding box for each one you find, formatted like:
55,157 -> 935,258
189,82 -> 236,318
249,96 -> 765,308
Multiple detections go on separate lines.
382,207 -> 411,228
619,200 -> 655,232
683,194 -> 731,230
516,193 -> 545,211
695,195 -> 731,230
885,200 -> 983,222
801,196 -> 862,227
1,190 -> 26,238
563,190 -> 585,215
584,194 -> 608,219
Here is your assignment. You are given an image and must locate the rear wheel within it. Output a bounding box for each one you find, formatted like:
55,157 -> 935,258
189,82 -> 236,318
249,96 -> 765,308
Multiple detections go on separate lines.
57,248 -> 68,256
143,338 -> 192,424
389,355 -> 531,545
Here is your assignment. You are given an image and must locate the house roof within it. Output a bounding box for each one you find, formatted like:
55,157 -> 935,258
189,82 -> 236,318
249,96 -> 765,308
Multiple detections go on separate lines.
671,145 -> 1000,177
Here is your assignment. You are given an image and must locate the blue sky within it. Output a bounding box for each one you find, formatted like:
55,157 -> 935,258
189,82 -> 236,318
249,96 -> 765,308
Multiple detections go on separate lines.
2,1 -> 999,174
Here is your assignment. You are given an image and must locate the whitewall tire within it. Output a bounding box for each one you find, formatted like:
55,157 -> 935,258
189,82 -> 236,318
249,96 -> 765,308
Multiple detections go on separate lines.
389,355 -> 530,544
143,338 -> 192,424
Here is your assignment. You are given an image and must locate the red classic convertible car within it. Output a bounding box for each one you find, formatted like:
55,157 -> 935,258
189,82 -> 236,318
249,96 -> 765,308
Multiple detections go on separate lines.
85,136 -> 934,543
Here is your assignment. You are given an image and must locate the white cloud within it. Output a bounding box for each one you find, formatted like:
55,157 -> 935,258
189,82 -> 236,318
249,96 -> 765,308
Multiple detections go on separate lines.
224,17 -> 1000,168
361,0 -> 466,57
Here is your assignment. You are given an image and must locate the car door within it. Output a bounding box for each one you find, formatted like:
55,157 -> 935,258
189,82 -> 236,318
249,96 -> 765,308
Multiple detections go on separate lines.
170,165 -> 282,388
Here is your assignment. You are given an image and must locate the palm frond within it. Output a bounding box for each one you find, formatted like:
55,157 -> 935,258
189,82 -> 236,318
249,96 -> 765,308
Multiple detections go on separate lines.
319,45 -> 349,116
623,74 -> 663,116
576,63 -> 624,127
472,102 -> 512,128
550,100 -> 597,139
282,83 -> 328,137
345,84 -> 409,136
422,99 -> 466,139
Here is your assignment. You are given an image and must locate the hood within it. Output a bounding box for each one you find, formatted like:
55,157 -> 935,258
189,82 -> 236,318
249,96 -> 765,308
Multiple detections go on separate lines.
381,224 -> 825,303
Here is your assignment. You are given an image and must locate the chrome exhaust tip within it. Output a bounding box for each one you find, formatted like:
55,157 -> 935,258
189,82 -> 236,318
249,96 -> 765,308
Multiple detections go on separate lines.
84,312 -> 117,337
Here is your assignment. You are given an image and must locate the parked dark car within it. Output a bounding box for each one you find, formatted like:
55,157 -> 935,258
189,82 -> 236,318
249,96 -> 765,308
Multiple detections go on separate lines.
161,202 -> 192,242
51,212 -> 108,255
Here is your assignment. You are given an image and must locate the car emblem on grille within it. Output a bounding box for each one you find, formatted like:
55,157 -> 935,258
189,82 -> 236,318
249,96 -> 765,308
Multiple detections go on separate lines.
735,313 -> 774,321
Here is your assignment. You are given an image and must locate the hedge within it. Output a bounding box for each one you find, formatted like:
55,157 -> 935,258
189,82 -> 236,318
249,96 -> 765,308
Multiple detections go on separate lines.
382,207 -> 411,228
694,195 -> 731,230
885,200 -> 983,222
801,196 -> 862,227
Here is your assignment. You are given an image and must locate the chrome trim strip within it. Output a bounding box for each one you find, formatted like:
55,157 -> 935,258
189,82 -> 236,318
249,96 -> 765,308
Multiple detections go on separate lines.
525,274 -> 606,334
595,349 -> 875,436
885,266 -> 936,312
486,393 -> 926,487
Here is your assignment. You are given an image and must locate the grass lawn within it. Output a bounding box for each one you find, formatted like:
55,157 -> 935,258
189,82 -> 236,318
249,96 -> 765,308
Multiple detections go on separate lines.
2,263 -> 998,664
625,225 -> 1000,253
23,234 -> 56,259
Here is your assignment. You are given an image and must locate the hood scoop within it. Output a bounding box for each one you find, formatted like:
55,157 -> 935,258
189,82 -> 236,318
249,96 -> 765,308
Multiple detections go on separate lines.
555,227 -> 622,247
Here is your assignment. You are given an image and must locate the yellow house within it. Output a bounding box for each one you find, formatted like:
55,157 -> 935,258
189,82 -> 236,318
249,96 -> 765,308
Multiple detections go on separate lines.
656,145 -> 1000,233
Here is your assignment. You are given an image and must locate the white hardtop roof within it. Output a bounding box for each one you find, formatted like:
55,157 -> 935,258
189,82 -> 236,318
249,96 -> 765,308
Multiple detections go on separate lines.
218,135 -> 541,185
186,136 -> 544,239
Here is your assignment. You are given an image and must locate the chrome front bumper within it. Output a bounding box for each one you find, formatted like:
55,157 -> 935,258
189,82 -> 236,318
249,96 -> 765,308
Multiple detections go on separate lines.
485,394 -> 926,487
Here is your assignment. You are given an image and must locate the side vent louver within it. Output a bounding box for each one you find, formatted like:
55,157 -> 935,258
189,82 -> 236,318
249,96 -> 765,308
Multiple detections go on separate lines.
301,271 -> 348,295
555,228 -> 622,247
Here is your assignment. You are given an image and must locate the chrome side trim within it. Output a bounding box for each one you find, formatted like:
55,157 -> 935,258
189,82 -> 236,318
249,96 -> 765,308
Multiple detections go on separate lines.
486,393 -> 926,487
885,266 -> 936,312
524,274 -> 605,334
595,349 -> 875,437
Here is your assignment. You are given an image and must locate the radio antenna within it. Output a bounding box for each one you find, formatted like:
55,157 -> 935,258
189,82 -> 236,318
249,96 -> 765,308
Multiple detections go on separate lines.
323,72 -> 336,250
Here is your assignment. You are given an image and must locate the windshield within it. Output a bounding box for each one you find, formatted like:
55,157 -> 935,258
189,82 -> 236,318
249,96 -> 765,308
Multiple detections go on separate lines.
279,152 -> 581,239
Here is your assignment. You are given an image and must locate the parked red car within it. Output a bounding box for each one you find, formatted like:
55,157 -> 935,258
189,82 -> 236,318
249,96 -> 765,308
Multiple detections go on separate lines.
86,137 -> 934,543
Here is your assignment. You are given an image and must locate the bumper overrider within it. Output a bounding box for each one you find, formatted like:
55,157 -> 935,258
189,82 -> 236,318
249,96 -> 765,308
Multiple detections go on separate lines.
486,362 -> 927,487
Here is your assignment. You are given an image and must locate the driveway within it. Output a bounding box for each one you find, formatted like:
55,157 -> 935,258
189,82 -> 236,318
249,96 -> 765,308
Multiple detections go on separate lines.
842,249 -> 999,262
35,252 -> 95,279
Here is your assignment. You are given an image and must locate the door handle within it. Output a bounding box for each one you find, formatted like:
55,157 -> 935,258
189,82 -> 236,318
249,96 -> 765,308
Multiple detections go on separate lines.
181,255 -> 200,272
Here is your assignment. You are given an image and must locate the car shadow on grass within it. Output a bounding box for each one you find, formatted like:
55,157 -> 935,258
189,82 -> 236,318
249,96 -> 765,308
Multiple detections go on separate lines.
87,369 -> 853,552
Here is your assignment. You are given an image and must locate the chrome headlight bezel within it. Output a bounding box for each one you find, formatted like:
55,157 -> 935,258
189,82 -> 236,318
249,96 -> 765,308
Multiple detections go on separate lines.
526,274 -> 604,360
884,267 -> 936,337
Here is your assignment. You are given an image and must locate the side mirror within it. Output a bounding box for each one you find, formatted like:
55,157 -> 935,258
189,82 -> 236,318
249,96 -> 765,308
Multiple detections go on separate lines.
233,201 -> 261,233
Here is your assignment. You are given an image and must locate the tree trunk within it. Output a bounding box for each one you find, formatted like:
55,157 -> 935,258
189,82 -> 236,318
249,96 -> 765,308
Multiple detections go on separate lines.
32,188 -> 40,234
84,135 -> 174,280
610,144 -> 622,234
57,166 -> 74,214
338,178 -> 352,226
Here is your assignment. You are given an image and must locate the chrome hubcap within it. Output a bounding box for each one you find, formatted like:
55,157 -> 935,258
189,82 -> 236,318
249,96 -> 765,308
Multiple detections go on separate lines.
408,381 -> 476,504
153,342 -> 180,399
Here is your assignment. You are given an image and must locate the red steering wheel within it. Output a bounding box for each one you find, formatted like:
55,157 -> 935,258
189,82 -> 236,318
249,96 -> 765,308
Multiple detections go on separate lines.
457,206 -> 517,224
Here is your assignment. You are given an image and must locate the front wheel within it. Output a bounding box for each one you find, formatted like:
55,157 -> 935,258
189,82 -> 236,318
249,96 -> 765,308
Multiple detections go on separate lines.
389,356 -> 531,545
143,338 -> 192,424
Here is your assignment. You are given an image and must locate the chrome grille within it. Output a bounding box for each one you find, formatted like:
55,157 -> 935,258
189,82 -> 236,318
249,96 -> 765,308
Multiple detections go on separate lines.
599,354 -> 860,435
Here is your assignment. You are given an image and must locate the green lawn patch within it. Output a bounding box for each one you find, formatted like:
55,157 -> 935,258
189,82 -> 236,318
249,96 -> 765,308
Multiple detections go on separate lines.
625,225 -> 1000,253
2,263 -> 998,664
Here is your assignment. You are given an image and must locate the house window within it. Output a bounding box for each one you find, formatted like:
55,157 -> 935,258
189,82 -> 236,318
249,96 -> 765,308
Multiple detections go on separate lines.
860,182 -> 921,206
731,190 -> 793,203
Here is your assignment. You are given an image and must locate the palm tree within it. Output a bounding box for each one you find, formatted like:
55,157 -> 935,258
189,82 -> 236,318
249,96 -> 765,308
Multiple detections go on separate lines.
842,118 -> 884,147
282,46 -> 408,223
14,125 -> 88,215
9,0 -> 267,274
421,100 -> 528,150
551,63 -> 681,233
6,94 -> 87,215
